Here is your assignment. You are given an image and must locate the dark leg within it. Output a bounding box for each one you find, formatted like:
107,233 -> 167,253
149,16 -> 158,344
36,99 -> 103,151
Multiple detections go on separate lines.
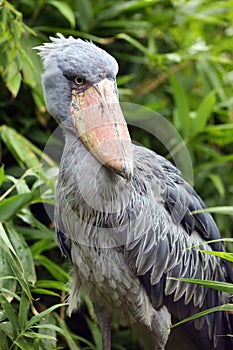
93,304 -> 112,350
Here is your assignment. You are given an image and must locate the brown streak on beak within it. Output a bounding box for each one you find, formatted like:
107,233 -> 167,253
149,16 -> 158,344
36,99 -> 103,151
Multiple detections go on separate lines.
71,78 -> 133,180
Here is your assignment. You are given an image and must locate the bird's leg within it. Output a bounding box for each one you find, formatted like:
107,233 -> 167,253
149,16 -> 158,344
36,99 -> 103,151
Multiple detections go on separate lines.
93,303 -> 112,350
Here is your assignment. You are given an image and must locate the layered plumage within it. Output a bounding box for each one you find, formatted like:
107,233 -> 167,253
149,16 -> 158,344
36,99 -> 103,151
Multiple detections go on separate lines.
36,34 -> 233,350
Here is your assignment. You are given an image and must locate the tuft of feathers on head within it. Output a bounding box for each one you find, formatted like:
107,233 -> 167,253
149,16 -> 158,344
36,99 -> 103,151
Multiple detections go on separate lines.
34,33 -> 92,61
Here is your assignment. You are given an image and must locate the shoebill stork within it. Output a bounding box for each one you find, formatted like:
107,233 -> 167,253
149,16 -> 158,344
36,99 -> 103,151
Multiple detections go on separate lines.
36,34 -> 233,350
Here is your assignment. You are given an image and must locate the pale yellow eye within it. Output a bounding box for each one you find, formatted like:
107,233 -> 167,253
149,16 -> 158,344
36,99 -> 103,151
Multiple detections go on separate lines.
74,77 -> 85,85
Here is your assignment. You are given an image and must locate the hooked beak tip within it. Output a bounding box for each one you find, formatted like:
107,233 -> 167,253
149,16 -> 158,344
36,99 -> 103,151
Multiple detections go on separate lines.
116,163 -> 133,181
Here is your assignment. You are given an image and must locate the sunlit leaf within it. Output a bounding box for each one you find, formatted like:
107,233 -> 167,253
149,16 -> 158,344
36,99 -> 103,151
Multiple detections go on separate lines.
198,249 -> 233,263
6,71 -> 22,97
168,277 -> 233,294
192,206 -> 233,215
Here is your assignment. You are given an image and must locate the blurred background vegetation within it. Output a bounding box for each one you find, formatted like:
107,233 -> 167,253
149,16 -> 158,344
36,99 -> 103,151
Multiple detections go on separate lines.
0,0 -> 233,349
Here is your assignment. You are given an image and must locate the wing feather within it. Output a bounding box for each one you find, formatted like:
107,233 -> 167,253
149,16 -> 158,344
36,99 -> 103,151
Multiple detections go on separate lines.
124,145 -> 233,348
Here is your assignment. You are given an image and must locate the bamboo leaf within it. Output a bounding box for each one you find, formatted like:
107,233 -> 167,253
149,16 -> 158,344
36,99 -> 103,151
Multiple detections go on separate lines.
6,224 -> 36,284
18,292 -> 30,329
0,193 -> 33,222
35,280 -> 70,292
26,303 -> 67,328
0,125 -> 40,168
36,255 -> 70,283
168,277 -> 233,294
0,322 -> 14,340
169,304 -> 233,329
169,74 -> 190,138
13,337 -> 35,350
0,295 -> 19,334
191,91 -> 216,136
6,71 -> 22,97
198,249 -> 233,263
192,206 -> 233,215
0,223 -> 32,300
208,173 -> 225,198
48,1 -> 75,28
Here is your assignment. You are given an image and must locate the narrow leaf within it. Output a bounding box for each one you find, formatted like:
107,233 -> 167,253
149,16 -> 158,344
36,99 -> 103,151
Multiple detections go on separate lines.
48,1 -> 75,28
26,303 -> 67,328
191,91 -> 215,136
192,206 -> 233,215
18,292 -> 30,329
169,74 -> 190,137
0,322 -> 14,340
5,223 -> 36,284
168,277 -> 233,294
36,255 -> 70,283
169,304 -> 233,329
0,193 -> 33,222
0,295 -> 19,333
198,249 -> 233,263
6,71 -> 22,97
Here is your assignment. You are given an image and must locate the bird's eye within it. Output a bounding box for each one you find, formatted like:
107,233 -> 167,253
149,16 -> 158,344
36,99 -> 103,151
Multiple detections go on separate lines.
74,77 -> 86,85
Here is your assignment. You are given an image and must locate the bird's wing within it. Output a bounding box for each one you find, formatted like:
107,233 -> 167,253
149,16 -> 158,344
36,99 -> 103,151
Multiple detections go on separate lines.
123,145 -> 233,348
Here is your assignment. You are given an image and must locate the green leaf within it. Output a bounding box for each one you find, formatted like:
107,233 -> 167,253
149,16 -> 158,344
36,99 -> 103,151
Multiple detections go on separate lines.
168,277 -> 233,294
116,33 -> 150,55
0,193 -> 33,221
31,288 -> 60,297
0,165 -> 5,187
98,0 -> 159,20
198,249 -> 233,263
48,1 -> 75,28
74,0 -> 93,32
35,280 -> 70,292
23,330 -> 56,340
192,206 -> 233,215
54,314 -> 82,350
86,317 -> 102,350
31,238 -> 57,256
0,249 -> 17,297
6,224 -> 36,284
0,125 -> 40,168
36,255 -> 70,283
0,223 -> 32,300
18,292 -> 30,329
205,123 -> 233,146
26,303 -> 67,328
6,71 -> 22,97
0,322 -> 14,340
13,337 -> 36,350
169,304 -> 233,329
198,60 -> 225,100
32,324 -> 73,339
0,286 -> 21,301
208,173 -> 225,198
191,91 -> 216,136
169,74 -> 190,138
0,295 -> 19,334
0,222 -> 18,257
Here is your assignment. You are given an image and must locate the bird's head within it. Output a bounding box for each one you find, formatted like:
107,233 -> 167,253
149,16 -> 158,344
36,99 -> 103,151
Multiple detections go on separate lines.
35,34 -> 133,180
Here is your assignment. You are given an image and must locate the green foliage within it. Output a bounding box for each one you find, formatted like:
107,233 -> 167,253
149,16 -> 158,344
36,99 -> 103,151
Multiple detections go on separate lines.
0,0 -> 233,349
